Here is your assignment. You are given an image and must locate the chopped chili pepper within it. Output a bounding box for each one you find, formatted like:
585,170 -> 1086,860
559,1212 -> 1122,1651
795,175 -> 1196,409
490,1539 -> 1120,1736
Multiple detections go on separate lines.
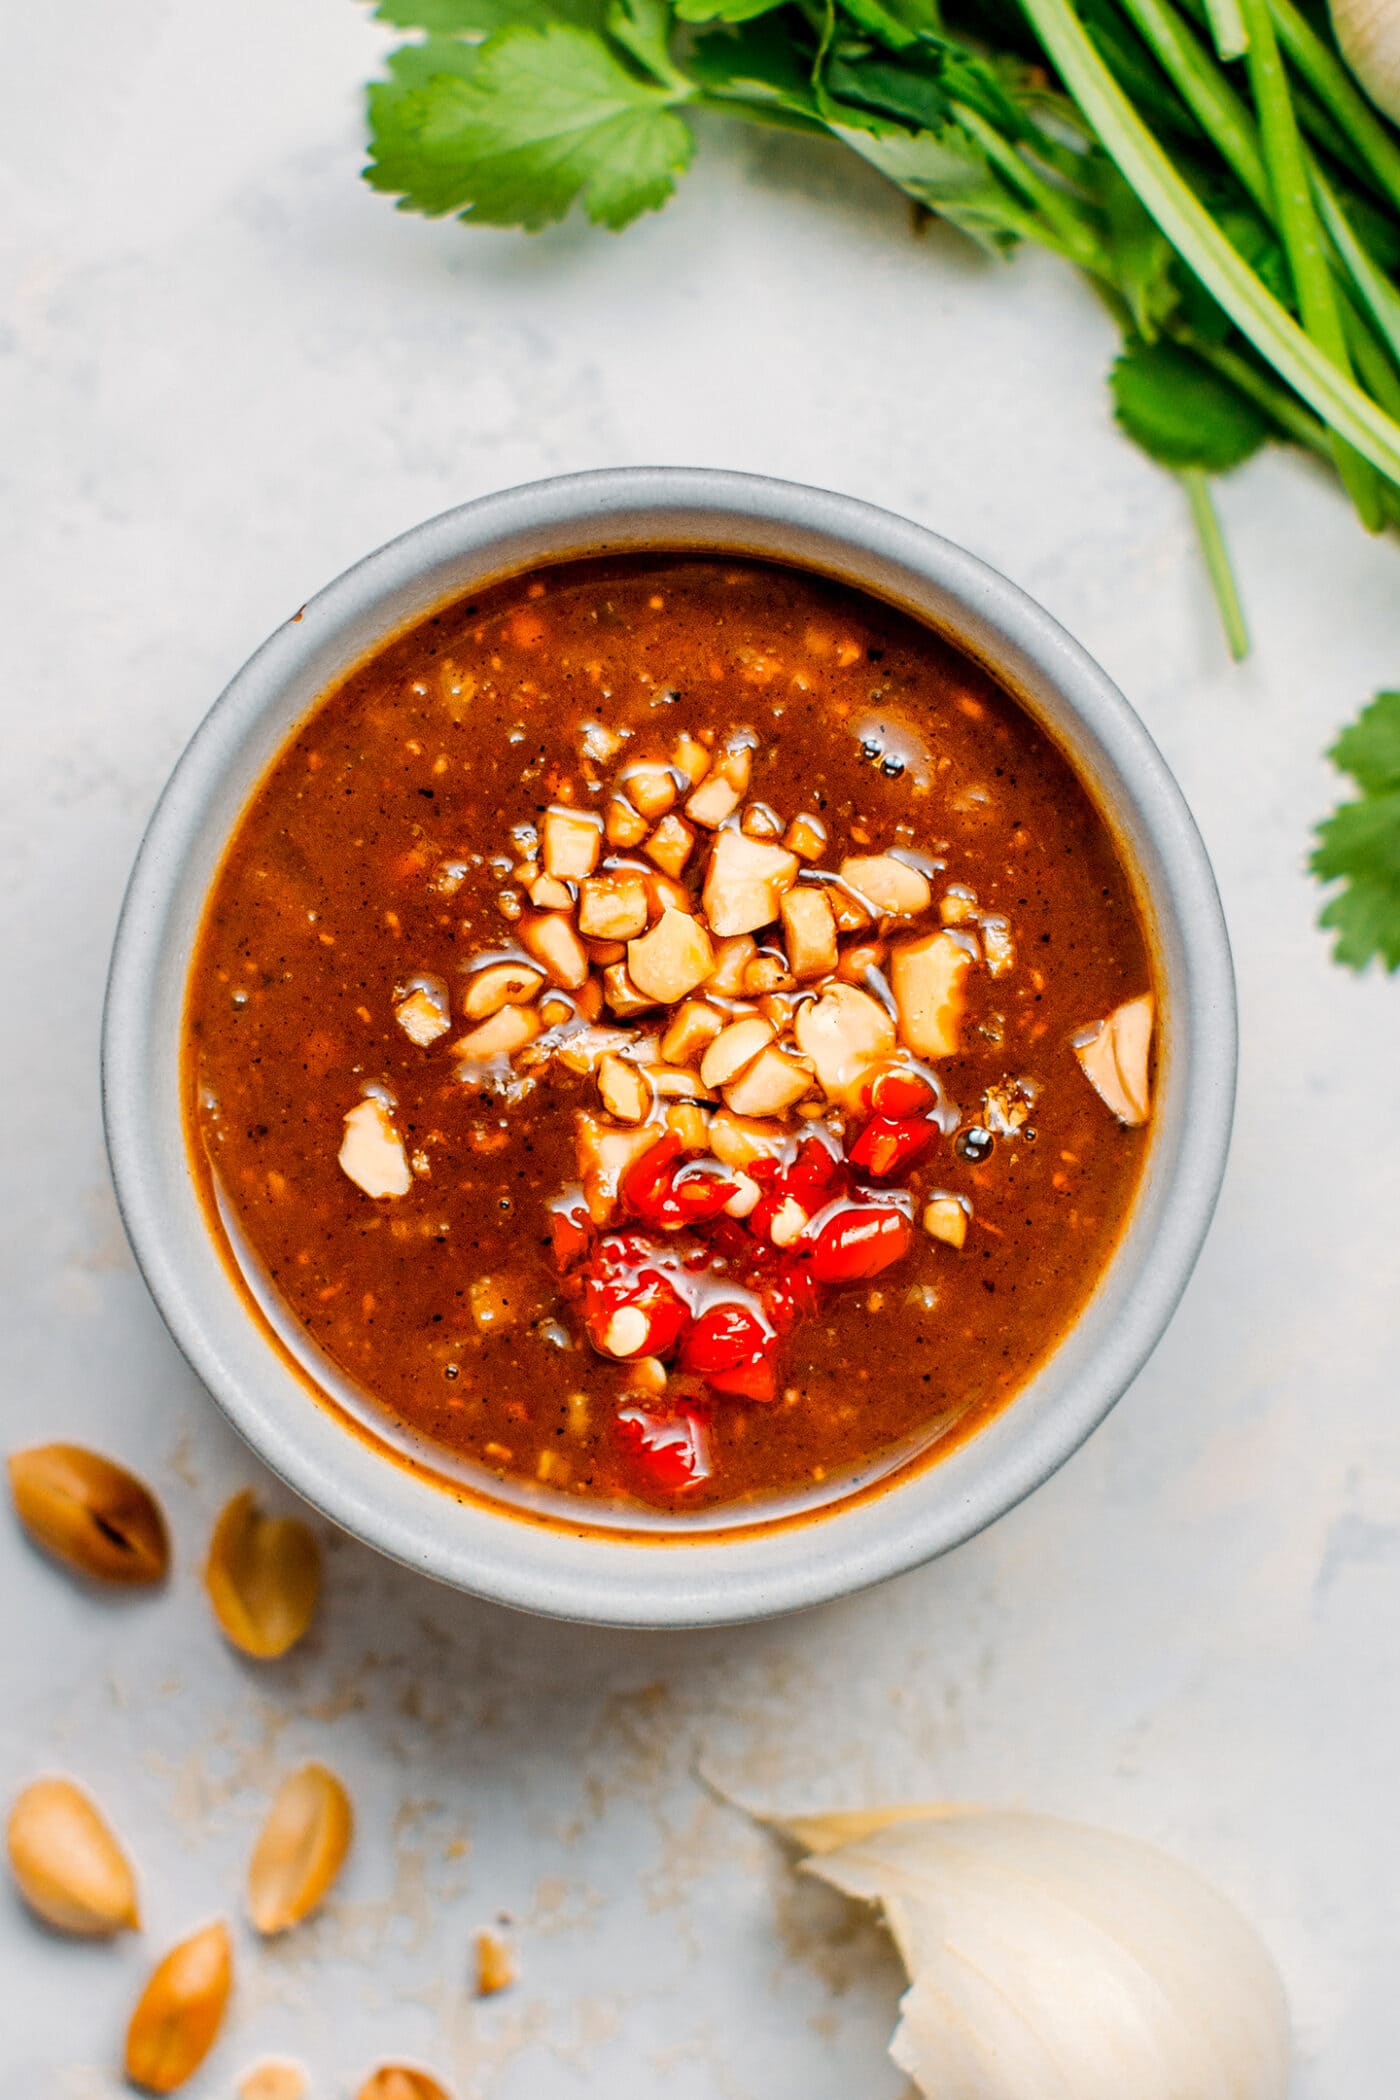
582,1236 -> 691,1359
549,1202 -> 592,1271
681,1301 -> 780,1402
783,1135 -> 845,1206
617,1405 -> 712,1491
682,1301 -> 769,1373
762,1258 -> 822,1333
848,1114 -> 937,1179
705,1354 -> 778,1402
620,1132 -> 686,1225
808,1204 -> 913,1283
865,1067 -> 937,1118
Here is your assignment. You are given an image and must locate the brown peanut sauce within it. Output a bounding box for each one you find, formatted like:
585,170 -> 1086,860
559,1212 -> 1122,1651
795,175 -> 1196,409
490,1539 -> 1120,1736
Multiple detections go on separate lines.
184,555 -> 1153,1517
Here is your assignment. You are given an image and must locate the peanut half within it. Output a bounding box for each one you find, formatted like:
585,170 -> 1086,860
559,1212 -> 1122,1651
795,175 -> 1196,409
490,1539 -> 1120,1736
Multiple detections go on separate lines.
205,1490 -> 321,1660
357,2069 -> 452,2100
125,1921 -> 233,2094
248,1764 -> 353,1935
8,1444 -> 169,1586
7,1777 -> 139,1935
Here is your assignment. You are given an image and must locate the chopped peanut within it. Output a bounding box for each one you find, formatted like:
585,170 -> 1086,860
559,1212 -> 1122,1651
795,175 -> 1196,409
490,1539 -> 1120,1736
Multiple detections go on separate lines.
741,804 -> 784,840
768,1196 -> 809,1247
624,764 -> 678,820
645,813 -> 696,878
686,773 -> 743,828
576,1114 -> 661,1224
940,884 -> 979,926
455,1004 -> 542,1063
462,960 -> 545,1019
582,938 -> 627,966
793,984 -> 896,1102
701,1016 -> 775,1090
602,963 -> 655,1017
661,1000 -> 725,1064
598,1055 -> 652,1123
395,983 -> 451,1046
578,874 -> 648,942
646,1065 -> 714,1100
780,888 -> 838,979
1074,993 -> 1153,1125
528,873 -> 574,911
723,1047 -> 812,1117
672,733 -> 710,785
703,829 -> 800,938
839,854 -> 932,917
627,909 -> 715,1004
743,955 -> 794,994
643,870 -> 690,918
837,939 -> 889,986
830,887 -> 873,933
666,1100 -> 710,1150
709,1109 -> 788,1168
785,811 -> 828,861
890,930 -> 970,1059
542,806 -> 603,881
520,912 -> 589,991
923,1195 -> 969,1248
476,1931 -> 516,1997
339,1098 -> 412,1199
981,915 -> 1014,976
707,934 -> 757,996
605,797 -> 650,848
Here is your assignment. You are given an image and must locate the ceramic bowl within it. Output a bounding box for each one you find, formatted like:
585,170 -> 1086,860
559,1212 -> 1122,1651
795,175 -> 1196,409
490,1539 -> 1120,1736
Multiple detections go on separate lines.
103,468 -> 1235,1626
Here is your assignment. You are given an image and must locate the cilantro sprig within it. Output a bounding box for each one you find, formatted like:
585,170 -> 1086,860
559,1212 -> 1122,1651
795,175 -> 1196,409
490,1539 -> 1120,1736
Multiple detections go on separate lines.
362,0 -> 1400,967
1313,692 -> 1400,971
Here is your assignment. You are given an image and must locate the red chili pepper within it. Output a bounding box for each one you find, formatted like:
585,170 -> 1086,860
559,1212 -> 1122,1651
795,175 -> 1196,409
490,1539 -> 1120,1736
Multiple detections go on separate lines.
582,1236 -> 691,1359
762,1258 -> 822,1333
848,1114 -> 937,1180
706,1355 -> 778,1402
620,1132 -> 686,1225
617,1406 -> 712,1492
808,1204 -> 913,1283
865,1067 -> 937,1118
681,1302 -> 780,1402
670,1163 -> 743,1225
783,1135 -> 844,1206
549,1203 -> 592,1272
681,1302 -> 769,1373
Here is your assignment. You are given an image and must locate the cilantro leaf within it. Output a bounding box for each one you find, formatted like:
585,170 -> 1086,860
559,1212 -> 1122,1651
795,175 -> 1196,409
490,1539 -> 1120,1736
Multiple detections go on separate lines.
1109,337 -> 1269,471
1313,691 -> 1400,971
366,23 -> 694,230
373,0 -> 604,28
674,0 -> 786,24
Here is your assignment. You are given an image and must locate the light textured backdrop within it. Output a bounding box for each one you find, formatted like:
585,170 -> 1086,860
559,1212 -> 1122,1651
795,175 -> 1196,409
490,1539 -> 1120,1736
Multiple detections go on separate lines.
4,2 -> 1399,2093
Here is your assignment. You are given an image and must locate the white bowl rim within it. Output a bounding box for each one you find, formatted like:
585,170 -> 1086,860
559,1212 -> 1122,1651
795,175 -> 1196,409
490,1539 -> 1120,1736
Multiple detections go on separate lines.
102,466 -> 1236,1628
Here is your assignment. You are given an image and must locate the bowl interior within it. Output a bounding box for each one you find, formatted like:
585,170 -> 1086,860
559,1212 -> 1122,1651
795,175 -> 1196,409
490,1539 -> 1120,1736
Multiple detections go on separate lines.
103,469 -> 1235,1626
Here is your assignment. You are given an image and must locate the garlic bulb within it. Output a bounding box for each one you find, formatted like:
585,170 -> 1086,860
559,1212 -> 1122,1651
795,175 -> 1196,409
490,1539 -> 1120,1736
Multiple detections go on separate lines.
780,1806 -> 1291,2100
1330,0 -> 1400,123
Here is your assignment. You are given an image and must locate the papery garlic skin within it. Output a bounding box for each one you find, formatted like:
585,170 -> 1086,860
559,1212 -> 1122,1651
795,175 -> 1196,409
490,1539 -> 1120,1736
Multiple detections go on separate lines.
1330,0 -> 1400,123
788,1808 -> 1291,2100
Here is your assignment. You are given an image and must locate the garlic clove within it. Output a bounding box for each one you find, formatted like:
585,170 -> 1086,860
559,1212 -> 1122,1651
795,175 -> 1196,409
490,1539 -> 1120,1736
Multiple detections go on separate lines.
8,1443 -> 169,1586
357,2069 -> 453,2100
248,1763 -> 353,1934
7,1777 -> 140,1934
125,1921 -> 233,2094
205,1490 -> 321,1659
785,1806 -> 1290,2100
